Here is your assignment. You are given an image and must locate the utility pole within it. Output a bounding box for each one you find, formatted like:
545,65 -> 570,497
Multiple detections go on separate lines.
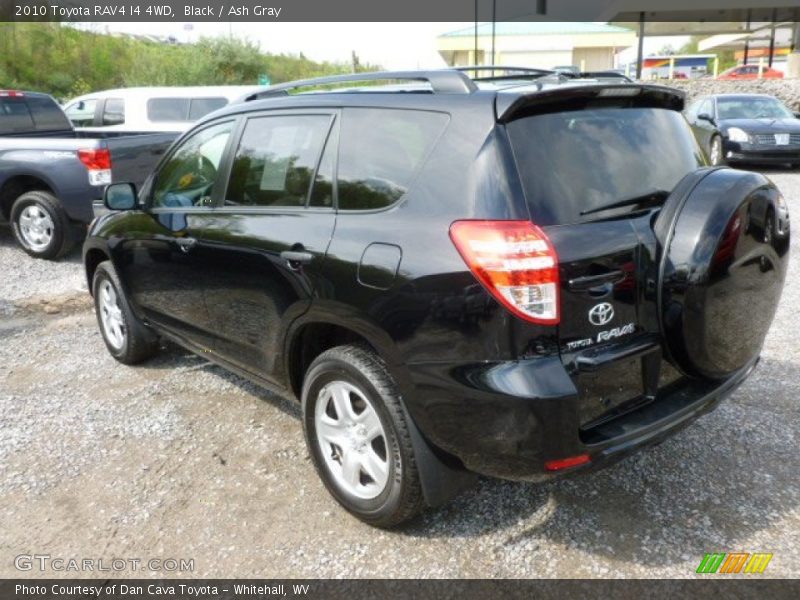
636,12 -> 645,80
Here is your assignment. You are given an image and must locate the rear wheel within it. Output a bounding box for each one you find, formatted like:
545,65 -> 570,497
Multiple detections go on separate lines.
302,344 -> 425,528
92,261 -> 159,364
709,135 -> 724,166
10,191 -> 75,260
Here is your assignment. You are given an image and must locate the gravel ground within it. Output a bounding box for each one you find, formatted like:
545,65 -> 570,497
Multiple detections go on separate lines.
0,170 -> 798,579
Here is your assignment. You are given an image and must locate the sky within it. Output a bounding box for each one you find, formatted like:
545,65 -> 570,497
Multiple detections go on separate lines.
78,22 -> 686,70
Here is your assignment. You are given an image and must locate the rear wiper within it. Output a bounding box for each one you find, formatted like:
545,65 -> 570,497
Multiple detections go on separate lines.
580,189 -> 670,216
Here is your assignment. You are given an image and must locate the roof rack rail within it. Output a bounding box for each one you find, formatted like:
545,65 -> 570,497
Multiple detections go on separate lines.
452,65 -> 559,83
244,70 -> 477,101
453,65 -> 554,76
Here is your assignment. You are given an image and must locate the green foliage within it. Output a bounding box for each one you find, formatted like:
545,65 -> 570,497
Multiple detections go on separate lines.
0,23 -> 378,101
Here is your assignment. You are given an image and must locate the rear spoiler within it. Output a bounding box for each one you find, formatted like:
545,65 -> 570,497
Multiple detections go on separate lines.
496,84 -> 685,123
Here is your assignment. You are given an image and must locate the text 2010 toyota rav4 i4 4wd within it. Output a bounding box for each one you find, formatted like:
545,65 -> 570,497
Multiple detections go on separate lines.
83,69 -> 789,527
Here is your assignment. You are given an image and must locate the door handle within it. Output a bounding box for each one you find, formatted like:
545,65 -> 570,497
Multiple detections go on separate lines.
568,270 -> 625,292
280,250 -> 314,267
174,237 -> 197,253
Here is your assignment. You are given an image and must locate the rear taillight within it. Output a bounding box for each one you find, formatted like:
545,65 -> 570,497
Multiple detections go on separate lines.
449,220 -> 560,325
77,149 -> 112,186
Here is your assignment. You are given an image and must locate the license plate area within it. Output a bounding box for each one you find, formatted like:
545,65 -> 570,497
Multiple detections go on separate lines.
576,356 -> 645,429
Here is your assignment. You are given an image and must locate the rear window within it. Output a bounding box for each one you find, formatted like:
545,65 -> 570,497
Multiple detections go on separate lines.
337,108 -> 449,210
507,108 -> 703,226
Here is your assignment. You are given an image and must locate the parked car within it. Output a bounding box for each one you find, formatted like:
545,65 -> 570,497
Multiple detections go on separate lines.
685,93 -> 800,169
83,70 -> 788,527
63,86 -> 262,133
0,90 -> 177,258
717,64 -> 784,80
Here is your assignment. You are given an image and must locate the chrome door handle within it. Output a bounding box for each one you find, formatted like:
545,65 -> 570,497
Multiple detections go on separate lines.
280,250 -> 313,266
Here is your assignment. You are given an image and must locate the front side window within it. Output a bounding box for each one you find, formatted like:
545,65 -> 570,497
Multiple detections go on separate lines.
226,114 -> 332,208
151,121 -> 233,208
337,108 -> 449,210
65,98 -> 97,127
102,98 -> 125,126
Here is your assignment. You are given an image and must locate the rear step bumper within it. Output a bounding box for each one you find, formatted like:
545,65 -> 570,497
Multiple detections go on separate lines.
405,353 -> 758,481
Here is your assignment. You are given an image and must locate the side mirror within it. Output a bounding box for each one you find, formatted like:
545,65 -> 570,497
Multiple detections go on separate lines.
104,182 -> 138,211
793,111 -> 800,119
698,112 -> 714,124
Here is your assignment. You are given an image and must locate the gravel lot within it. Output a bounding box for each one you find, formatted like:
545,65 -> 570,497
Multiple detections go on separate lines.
1,169 -> 798,579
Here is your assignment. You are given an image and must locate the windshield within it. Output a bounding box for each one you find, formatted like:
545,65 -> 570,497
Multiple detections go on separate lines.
717,97 -> 793,120
507,108 -> 703,225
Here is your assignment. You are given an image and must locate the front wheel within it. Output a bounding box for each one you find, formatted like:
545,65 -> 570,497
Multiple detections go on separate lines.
92,261 -> 159,364
709,135 -> 725,166
10,191 -> 75,260
302,345 -> 425,528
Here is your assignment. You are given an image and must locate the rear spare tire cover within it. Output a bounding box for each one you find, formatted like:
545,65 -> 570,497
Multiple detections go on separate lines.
655,168 -> 789,379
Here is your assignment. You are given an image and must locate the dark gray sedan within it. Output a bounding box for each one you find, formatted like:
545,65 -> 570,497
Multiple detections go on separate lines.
685,94 -> 800,168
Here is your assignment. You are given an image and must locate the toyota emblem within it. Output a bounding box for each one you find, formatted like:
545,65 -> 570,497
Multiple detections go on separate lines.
588,302 -> 614,326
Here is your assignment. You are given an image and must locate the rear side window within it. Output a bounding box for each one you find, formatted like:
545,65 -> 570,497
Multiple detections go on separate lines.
147,98 -> 190,122
337,108 -> 448,210
0,97 -> 35,133
102,98 -> 125,126
25,95 -> 71,131
226,114 -> 332,208
507,108 -> 703,226
189,97 -> 228,120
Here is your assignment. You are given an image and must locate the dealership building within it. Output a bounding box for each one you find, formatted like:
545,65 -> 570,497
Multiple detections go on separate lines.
436,22 -> 636,71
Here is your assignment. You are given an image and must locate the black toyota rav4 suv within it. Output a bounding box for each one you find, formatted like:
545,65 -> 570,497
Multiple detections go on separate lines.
83,68 -> 789,527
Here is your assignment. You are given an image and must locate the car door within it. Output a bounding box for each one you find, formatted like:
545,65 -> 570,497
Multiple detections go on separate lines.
691,97 -> 716,152
114,118 -> 237,351
196,110 -> 338,381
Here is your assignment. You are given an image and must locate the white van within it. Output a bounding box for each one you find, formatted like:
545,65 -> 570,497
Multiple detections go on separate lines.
63,86 -> 263,133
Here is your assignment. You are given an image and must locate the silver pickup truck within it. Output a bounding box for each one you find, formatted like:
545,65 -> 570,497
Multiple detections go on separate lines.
0,90 -> 177,259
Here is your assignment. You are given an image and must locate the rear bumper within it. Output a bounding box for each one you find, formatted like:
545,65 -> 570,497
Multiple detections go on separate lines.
405,351 -> 757,481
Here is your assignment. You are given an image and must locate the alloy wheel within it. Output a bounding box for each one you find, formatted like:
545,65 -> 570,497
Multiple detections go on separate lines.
18,204 -> 54,252
314,380 -> 390,500
98,280 -> 126,350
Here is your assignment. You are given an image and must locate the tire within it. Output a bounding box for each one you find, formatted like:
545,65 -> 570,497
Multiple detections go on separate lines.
709,135 -> 725,166
92,260 -> 159,365
763,210 -> 774,245
302,344 -> 425,528
10,190 -> 75,260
